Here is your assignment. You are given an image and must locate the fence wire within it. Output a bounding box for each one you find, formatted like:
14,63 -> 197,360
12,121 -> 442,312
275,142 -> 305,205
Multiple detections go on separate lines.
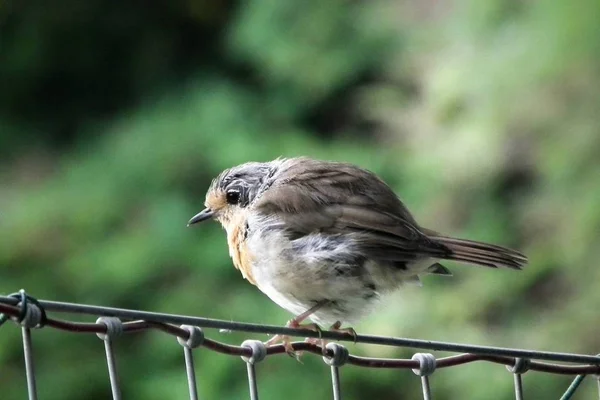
1,290 -> 599,400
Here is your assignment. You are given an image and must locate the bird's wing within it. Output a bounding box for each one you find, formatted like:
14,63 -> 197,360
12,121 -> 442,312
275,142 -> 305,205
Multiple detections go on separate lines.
253,158 -> 448,263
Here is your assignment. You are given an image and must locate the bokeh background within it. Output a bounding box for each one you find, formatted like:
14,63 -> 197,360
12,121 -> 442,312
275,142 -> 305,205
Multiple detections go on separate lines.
2,0 -> 600,399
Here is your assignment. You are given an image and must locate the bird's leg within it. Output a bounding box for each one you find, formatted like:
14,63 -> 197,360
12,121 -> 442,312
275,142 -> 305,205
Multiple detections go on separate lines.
265,301 -> 327,357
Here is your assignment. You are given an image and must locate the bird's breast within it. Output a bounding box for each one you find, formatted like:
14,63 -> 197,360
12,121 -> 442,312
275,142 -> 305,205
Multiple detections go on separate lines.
225,213 -> 256,285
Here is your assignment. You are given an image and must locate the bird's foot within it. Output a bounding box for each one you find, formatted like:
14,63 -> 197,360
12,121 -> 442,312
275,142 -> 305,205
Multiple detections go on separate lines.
265,319 -> 323,360
301,323 -> 324,346
330,320 -> 358,343
264,334 -> 296,356
304,335 -> 328,356
305,321 -> 358,355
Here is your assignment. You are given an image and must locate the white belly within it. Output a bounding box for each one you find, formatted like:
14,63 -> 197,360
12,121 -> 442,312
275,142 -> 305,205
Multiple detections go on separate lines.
243,220 -> 413,326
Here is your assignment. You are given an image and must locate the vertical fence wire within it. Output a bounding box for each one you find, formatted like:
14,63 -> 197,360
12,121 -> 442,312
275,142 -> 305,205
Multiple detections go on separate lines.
183,347 -> 199,400
412,353 -> 436,400
329,365 -> 342,400
246,362 -> 260,400
513,373 -> 524,400
15,292 -> 45,400
507,358 -> 530,400
323,343 -> 349,400
419,376 -> 432,400
241,340 -> 267,400
96,317 -> 123,400
102,339 -> 122,400
177,325 -> 205,400
21,327 -> 38,400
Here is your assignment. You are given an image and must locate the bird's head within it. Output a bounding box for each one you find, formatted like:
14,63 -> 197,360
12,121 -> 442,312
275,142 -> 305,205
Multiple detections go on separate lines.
187,161 -> 278,228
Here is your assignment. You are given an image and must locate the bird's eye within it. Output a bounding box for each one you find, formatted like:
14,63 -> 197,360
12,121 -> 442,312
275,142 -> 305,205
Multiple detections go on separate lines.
226,189 -> 241,205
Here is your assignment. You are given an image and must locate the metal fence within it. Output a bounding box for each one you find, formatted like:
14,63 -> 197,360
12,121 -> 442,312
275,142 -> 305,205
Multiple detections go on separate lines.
1,290 -> 599,400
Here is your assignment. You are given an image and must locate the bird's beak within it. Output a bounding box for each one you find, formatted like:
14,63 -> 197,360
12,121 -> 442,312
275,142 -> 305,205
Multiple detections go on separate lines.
187,208 -> 215,226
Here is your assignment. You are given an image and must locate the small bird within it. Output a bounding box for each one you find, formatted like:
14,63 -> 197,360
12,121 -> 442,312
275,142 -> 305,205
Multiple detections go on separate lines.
188,157 -> 527,349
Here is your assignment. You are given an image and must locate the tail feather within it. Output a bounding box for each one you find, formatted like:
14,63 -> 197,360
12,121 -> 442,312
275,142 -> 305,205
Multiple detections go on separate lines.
431,236 -> 527,270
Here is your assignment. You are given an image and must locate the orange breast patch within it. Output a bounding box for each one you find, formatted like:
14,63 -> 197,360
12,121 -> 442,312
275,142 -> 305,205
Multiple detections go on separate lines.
227,214 -> 256,285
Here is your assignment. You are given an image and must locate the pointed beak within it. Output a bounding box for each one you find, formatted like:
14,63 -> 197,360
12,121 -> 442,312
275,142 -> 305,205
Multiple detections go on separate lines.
187,208 -> 215,226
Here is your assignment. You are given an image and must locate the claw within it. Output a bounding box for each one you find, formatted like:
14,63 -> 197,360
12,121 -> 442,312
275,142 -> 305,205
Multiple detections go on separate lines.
265,321 -> 323,360
264,334 -> 297,357
264,333 -> 288,347
330,321 -> 358,343
305,336 -> 329,356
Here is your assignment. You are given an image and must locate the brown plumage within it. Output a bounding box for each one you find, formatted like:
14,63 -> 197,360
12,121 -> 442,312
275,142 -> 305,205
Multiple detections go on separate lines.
253,158 -> 526,271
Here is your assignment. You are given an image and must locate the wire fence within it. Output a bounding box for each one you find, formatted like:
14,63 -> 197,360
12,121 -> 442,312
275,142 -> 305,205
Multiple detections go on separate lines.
0,289 -> 599,400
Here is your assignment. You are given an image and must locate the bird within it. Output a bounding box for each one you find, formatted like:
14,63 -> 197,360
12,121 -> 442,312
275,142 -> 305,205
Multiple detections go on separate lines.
188,157 -> 527,352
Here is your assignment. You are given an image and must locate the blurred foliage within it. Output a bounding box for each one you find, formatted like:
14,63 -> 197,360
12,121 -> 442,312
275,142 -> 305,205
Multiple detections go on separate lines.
1,0 -> 600,399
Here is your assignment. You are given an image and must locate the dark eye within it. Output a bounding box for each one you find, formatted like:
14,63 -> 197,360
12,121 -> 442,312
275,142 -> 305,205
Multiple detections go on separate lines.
226,189 -> 241,205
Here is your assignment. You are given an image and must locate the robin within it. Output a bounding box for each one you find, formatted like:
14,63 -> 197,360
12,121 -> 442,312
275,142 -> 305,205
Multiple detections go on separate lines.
188,157 -> 527,352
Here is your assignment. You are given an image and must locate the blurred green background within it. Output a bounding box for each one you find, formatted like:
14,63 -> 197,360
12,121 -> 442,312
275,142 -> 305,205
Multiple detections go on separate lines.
1,0 -> 600,399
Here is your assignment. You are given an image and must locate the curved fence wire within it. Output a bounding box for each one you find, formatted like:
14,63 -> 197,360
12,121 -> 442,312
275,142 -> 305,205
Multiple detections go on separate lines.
0,290 -> 599,400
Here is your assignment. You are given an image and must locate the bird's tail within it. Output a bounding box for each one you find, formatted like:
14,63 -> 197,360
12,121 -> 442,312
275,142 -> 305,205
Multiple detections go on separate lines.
432,236 -> 527,270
